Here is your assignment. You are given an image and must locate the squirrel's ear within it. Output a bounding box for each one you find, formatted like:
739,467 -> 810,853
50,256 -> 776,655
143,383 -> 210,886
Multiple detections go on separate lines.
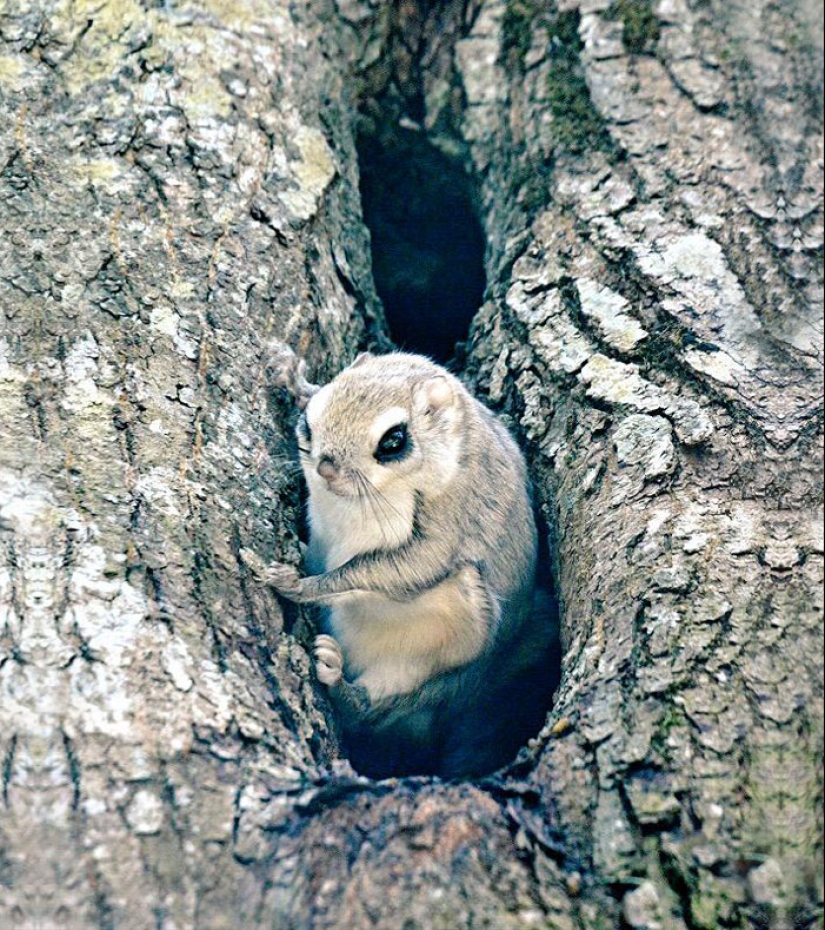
414,375 -> 454,414
349,352 -> 373,369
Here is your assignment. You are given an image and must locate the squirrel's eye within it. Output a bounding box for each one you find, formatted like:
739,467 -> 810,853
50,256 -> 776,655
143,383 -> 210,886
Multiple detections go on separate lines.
375,424 -> 409,463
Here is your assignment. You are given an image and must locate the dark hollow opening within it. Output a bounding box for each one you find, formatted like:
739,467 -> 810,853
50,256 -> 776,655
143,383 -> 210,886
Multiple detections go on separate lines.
357,128 -> 486,363
328,114 -> 561,782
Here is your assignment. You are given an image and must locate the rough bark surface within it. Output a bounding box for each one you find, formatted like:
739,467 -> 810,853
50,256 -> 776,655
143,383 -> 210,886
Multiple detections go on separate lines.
0,2 -> 822,930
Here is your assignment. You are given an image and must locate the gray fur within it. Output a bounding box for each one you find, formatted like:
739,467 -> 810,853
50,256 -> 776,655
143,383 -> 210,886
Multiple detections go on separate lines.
246,351 -> 546,778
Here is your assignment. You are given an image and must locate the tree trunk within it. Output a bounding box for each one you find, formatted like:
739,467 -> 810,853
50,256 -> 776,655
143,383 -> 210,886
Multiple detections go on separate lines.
0,1 -> 821,929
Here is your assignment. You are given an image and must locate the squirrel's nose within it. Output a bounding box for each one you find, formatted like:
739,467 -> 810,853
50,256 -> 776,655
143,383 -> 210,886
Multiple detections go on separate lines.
317,457 -> 339,481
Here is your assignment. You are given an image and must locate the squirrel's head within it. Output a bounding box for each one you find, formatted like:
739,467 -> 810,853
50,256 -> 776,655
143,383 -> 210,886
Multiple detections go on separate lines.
298,353 -> 465,503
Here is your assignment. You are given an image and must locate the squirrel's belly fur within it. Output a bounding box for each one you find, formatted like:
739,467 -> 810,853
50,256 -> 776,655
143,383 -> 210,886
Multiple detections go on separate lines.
309,488 -> 489,701
329,571 -> 490,700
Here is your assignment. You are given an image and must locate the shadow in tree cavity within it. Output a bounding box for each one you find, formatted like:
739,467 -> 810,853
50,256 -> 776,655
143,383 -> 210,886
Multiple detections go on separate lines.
349,122 -> 561,781
357,127 -> 486,364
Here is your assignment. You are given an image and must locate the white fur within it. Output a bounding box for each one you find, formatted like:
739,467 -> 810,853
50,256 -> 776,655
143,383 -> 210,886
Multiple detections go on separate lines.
306,470 -> 415,570
369,406 -> 409,446
331,567 -> 489,700
305,386 -> 331,455
305,470 -> 488,701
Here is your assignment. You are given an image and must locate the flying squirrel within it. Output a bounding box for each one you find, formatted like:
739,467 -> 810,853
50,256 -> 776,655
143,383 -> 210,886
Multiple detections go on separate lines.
242,346 -> 554,779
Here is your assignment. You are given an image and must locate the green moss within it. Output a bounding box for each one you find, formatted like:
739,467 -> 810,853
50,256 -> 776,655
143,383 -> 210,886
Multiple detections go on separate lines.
546,11 -> 612,154
501,6 -> 611,155
608,0 -> 661,54
648,701 -> 689,759
501,0 -> 540,74
513,152 -> 553,215
659,704 -> 685,734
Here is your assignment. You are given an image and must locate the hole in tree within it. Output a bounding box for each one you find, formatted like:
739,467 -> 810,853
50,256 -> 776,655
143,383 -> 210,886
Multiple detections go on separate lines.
335,31 -> 561,779
357,127 -> 486,363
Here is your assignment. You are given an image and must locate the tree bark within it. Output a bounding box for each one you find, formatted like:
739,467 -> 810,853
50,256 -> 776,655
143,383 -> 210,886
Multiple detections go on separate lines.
0,2 -> 821,929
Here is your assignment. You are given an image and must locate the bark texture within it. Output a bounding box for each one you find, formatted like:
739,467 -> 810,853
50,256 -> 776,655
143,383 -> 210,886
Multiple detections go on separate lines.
0,1 -> 822,929
0,1 -> 380,924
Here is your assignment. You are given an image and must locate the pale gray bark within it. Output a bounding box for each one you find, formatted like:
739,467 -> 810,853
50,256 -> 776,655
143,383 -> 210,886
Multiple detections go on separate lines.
0,1 -> 377,924
0,1 -> 822,929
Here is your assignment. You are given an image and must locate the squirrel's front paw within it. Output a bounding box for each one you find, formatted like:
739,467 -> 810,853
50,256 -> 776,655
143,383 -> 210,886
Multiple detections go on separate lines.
240,549 -> 304,598
313,634 -> 343,688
